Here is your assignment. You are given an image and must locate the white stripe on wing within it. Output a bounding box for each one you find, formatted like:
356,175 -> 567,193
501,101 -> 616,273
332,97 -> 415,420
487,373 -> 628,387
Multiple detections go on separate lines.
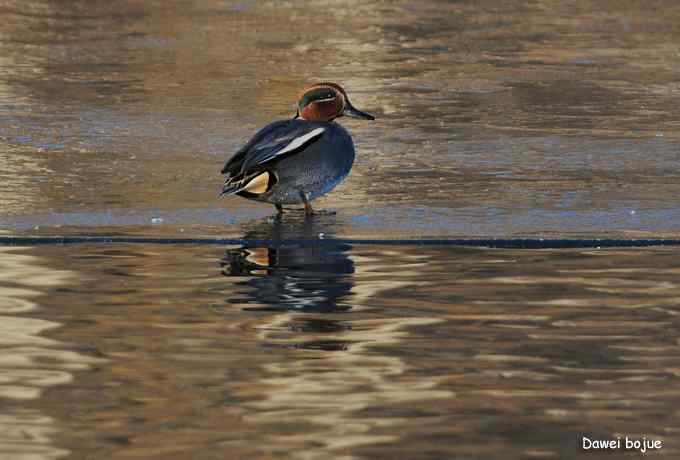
256,127 -> 325,165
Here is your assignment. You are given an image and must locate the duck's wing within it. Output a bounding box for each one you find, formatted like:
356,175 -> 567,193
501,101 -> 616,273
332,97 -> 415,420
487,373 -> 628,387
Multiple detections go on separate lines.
220,121 -> 326,196
242,126 -> 325,171
221,121 -> 325,175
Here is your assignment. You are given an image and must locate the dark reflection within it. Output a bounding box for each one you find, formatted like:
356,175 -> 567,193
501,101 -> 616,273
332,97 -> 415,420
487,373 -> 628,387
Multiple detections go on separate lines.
221,213 -> 355,317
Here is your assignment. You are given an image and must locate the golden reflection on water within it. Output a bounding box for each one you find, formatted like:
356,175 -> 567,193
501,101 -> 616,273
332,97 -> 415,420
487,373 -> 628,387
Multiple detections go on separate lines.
246,319 -> 451,454
0,247 -> 101,460
0,239 -> 678,458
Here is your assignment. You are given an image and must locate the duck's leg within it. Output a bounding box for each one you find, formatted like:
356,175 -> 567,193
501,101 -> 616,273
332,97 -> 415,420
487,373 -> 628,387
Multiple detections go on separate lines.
275,203 -> 284,215
299,191 -> 314,216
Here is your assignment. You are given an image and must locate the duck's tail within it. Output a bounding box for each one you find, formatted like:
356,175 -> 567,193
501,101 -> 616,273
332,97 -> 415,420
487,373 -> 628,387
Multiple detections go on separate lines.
220,171 -> 275,196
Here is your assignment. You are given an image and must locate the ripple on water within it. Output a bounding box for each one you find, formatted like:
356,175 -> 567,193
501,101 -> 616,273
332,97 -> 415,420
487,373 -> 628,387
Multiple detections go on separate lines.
0,241 -> 674,458
0,247 -> 103,459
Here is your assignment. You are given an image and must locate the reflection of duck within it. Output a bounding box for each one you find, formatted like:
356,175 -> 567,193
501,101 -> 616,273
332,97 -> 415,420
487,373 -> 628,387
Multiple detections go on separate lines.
220,213 -> 354,315
218,224 -> 452,457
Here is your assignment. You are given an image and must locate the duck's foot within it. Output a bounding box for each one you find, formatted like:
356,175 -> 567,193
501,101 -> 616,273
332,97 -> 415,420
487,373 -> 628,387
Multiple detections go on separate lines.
299,191 -> 315,217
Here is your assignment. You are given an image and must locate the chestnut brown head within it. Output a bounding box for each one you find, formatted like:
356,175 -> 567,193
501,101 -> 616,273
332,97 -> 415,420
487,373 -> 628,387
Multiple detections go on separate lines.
297,82 -> 374,122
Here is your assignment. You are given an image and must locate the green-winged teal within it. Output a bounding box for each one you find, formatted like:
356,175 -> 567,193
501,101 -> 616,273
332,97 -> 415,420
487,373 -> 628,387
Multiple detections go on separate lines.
220,82 -> 374,215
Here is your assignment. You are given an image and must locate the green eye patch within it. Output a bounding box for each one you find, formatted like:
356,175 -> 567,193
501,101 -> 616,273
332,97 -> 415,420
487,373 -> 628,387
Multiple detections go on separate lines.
298,88 -> 336,109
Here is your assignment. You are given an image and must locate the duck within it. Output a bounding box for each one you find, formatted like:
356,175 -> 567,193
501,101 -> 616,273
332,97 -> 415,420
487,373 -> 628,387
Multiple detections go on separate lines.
220,82 -> 374,215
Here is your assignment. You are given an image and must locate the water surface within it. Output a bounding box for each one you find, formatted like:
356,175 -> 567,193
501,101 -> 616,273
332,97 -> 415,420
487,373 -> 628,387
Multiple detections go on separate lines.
2,217 -> 680,458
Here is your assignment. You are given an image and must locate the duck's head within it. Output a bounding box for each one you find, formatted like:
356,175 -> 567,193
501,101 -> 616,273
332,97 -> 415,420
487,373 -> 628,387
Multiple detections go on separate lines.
296,82 -> 375,122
